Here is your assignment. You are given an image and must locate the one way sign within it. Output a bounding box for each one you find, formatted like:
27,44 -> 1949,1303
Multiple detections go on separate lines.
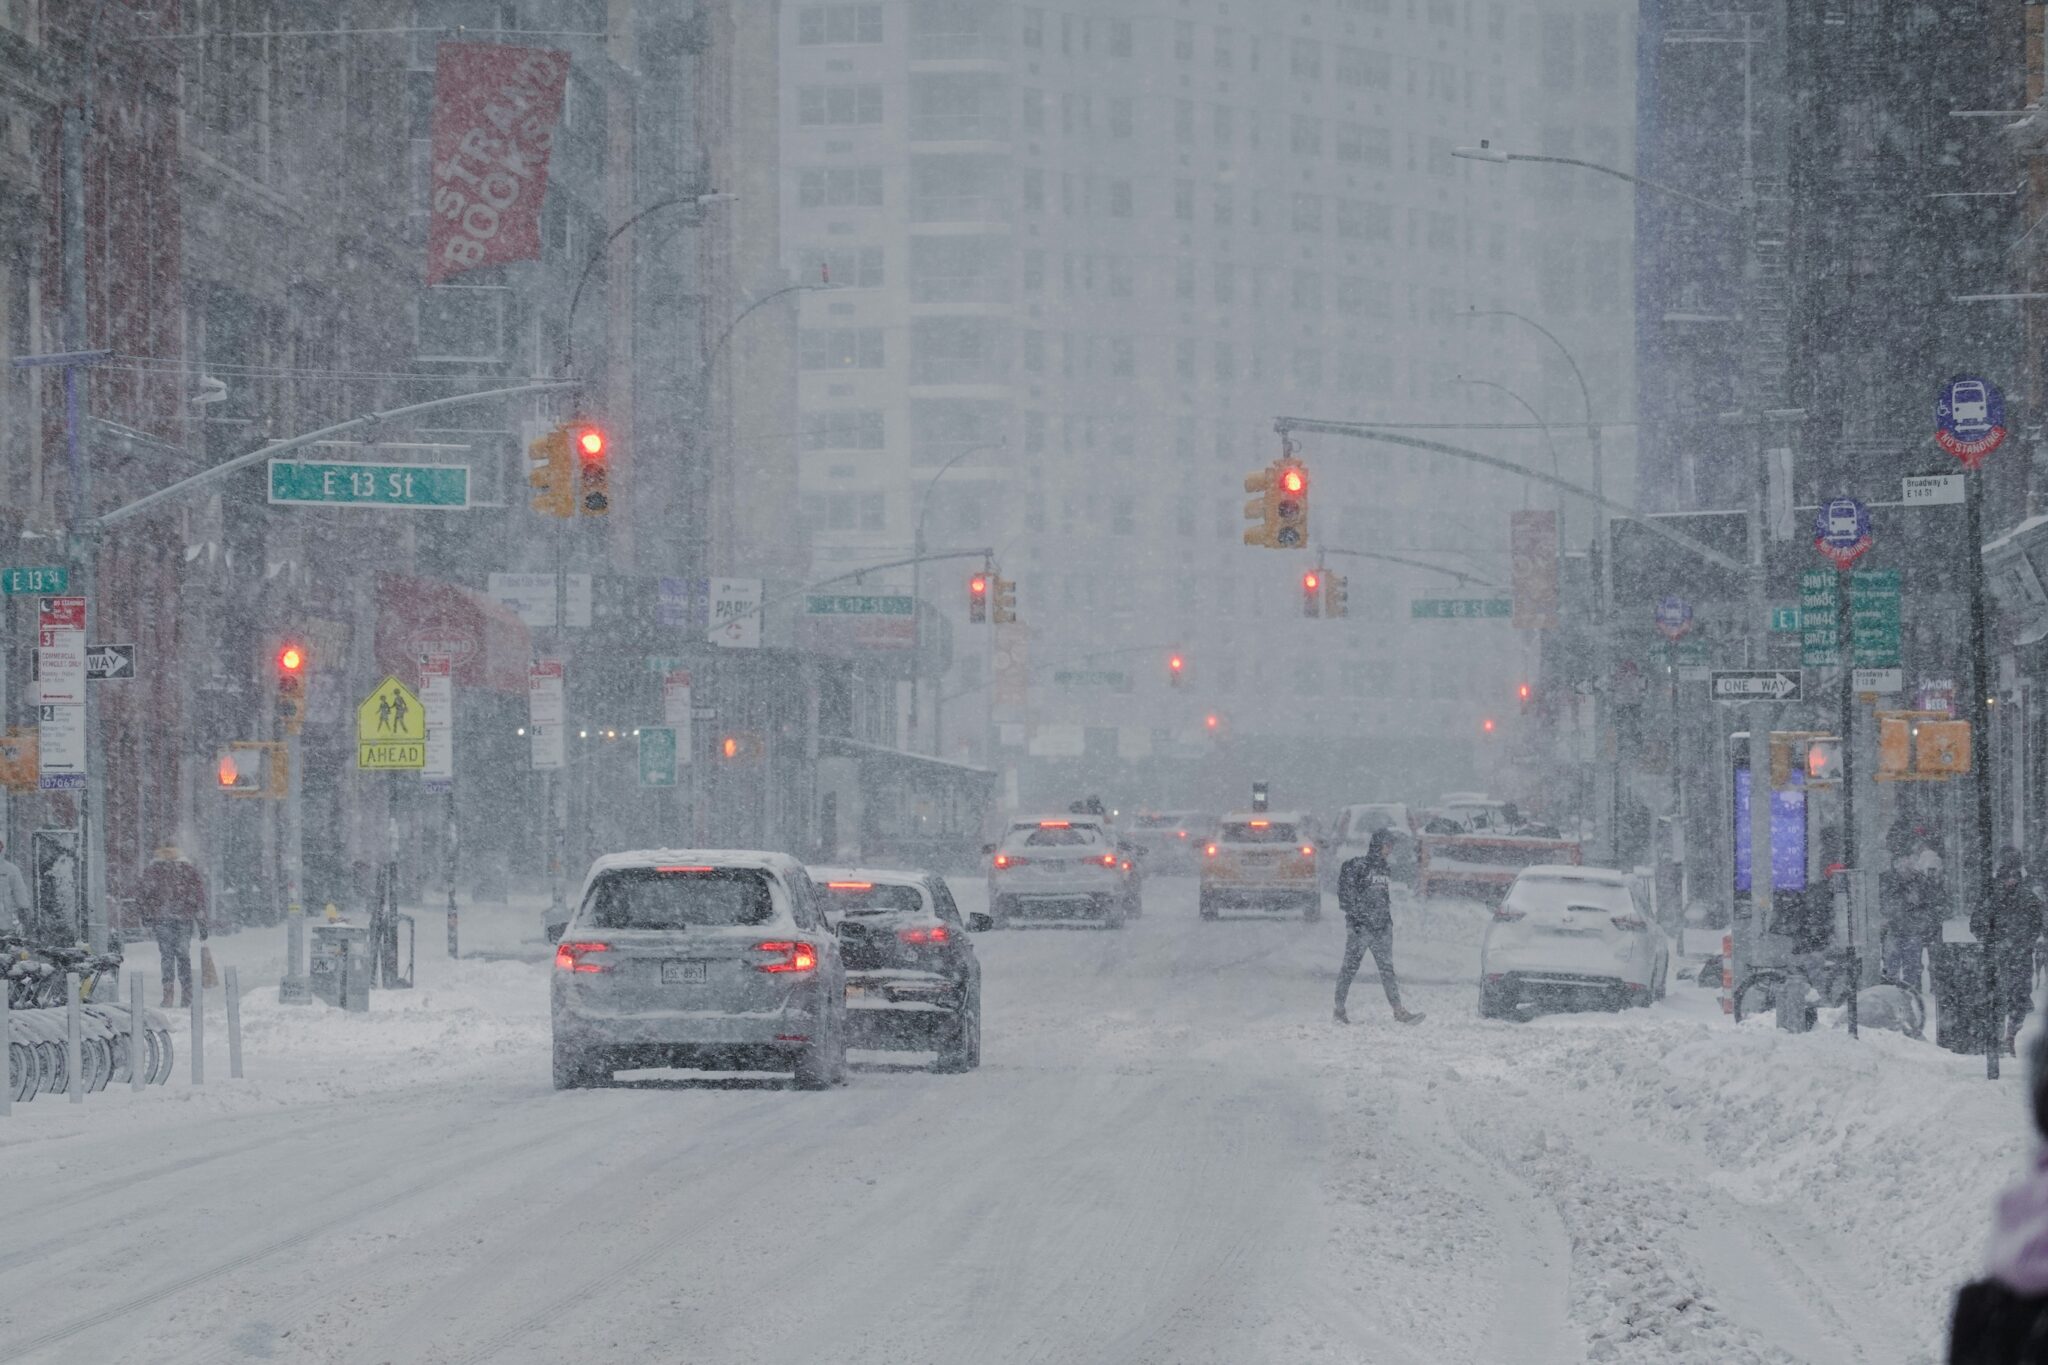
86,643 -> 136,681
1710,669 -> 1802,702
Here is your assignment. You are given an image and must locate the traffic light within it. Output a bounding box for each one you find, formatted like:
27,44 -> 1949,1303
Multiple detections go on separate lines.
1805,737 -> 1841,785
1324,572 -> 1347,618
1274,460 -> 1308,547
991,575 -> 1017,624
573,422 -> 609,516
1168,653 -> 1185,687
968,573 -> 989,624
1302,569 -> 1322,618
276,641 -> 307,736
217,741 -> 285,798
1481,717 -> 1497,735
1517,681 -> 1533,711
1243,466 -> 1277,546
528,424 -> 574,518
1205,712 -> 1221,731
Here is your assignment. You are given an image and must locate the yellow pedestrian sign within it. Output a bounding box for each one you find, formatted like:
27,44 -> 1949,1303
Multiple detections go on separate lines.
357,676 -> 426,770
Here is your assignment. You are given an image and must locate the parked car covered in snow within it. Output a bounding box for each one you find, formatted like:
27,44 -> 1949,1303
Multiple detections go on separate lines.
1479,864 -> 1671,1017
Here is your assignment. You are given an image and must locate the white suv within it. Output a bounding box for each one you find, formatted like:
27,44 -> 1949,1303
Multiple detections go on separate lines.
1479,865 -> 1670,1017
549,850 -> 849,1089
986,818 -> 1128,928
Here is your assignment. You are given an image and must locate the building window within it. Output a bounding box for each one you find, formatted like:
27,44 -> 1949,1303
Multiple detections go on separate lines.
797,85 -> 883,127
910,154 -> 1005,221
1214,26 -> 1233,70
911,399 -> 1006,466
799,327 -> 886,369
910,73 -> 1008,141
1291,115 -> 1322,157
796,4 -> 883,45
1215,341 -> 1236,383
1334,46 -> 1392,91
1175,179 -> 1194,222
1541,15 -> 1575,92
1336,275 -> 1392,317
1291,194 -> 1323,234
861,492 -> 887,532
1291,269 -> 1322,312
803,409 -> 886,451
1022,87 -> 1044,134
794,246 -> 885,288
909,235 -> 1006,303
1109,179 -> 1133,218
1108,96 -> 1133,138
1022,168 -> 1045,214
1176,339 -> 1197,383
1214,262 -> 1235,305
1426,212 -> 1458,251
1175,99 -> 1194,145
1213,104 -> 1234,146
1337,199 -> 1392,242
1109,18 -> 1132,58
1109,337 -> 1135,377
797,166 -> 884,209
1022,249 -> 1045,292
1290,38 -> 1321,80
909,0 -> 1005,60
1022,329 -> 1045,373
911,318 -> 1005,384
1108,258 -> 1133,298
1174,19 -> 1194,60
1112,496 -> 1137,534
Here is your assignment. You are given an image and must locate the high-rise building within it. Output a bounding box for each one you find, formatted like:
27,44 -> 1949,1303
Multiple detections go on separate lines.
782,1 -> 1634,810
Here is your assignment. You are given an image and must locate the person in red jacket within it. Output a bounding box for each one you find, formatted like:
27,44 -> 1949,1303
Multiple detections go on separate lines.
139,844 -> 208,1007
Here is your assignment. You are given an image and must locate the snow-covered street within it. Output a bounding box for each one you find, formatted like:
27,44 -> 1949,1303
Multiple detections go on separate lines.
0,877 -> 2027,1364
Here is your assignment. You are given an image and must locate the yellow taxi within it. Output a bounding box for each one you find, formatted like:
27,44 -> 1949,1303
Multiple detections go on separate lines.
1198,811 -> 1321,921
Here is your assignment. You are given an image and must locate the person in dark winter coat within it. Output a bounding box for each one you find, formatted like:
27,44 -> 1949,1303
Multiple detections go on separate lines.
138,845 -> 209,1008
1974,849 -> 2045,1054
1951,1024 -> 2048,1362
1334,830 -> 1422,1026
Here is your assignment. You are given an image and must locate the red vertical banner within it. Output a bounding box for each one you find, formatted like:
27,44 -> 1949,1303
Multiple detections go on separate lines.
426,43 -> 572,285
1510,510 -> 1560,630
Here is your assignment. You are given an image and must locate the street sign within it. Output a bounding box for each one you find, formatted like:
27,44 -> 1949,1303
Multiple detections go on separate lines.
1711,670 -> 1803,702
638,726 -> 678,788
805,594 -> 914,616
1053,669 -> 1134,690
663,669 -> 692,765
1936,374 -> 2007,467
487,572 -> 593,629
1410,598 -> 1514,620
710,577 -> 763,648
1853,667 -> 1904,694
36,703 -> 83,790
0,567 -> 66,595
1850,568 -> 1901,667
356,676 -> 427,770
1770,606 -> 1802,633
1800,570 -> 1838,667
421,656 -> 453,792
268,459 -> 470,508
1813,496 -> 1872,568
1654,595 -> 1693,641
85,643 -> 135,681
1903,473 -> 1966,506
529,659 -> 565,771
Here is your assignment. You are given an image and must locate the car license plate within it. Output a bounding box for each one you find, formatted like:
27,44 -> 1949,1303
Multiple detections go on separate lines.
661,960 -> 707,984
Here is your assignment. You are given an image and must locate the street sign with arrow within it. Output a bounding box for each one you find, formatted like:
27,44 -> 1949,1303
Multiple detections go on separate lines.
1711,670 -> 1803,702
85,643 -> 136,681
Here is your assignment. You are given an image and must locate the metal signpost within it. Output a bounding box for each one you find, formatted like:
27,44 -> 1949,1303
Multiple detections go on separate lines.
267,460 -> 470,509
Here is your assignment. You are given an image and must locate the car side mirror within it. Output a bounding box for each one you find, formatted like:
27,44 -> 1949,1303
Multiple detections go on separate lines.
967,911 -> 994,932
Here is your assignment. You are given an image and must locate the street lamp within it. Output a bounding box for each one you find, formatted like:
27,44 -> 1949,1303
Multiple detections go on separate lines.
913,440 -> 1007,754
562,192 -> 739,376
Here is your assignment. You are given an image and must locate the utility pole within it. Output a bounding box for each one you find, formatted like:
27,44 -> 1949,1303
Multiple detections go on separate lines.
1965,476 -> 2001,1078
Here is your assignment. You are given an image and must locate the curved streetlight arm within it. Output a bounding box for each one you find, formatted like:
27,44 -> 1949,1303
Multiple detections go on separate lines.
1273,416 -> 1743,573
1320,546 -> 1506,591
562,193 -> 736,376
698,281 -> 830,403
1451,376 -> 1563,482
718,547 -> 995,629
915,442 -> 1007,555
1460,309 -> 1595,433
1453,143 -> 1741,220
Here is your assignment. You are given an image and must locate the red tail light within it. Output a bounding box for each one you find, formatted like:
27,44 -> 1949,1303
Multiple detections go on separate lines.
554,941 -> 612,973
1177,830 -> 1188,839
1205,843 -> 1219,857
1300,845 -> 1315,857
1101,853 -> 1118,867
1610,915 -> 1647,932
995,852 -> 1026,870
1491,907 -> 1526,922
899,925 -> 951,945
754,940 -> 819,973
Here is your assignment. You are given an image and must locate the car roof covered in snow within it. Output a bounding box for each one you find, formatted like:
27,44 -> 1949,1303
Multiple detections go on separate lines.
583,849 -> 810,882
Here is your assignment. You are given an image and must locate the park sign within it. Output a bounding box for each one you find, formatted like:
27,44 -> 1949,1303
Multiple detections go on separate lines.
356,676 -> 427,770
1936,374 -> 2007,468
270,460 -> 470,509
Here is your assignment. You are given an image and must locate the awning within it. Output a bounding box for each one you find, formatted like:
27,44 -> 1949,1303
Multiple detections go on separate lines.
818,736 -> 997,788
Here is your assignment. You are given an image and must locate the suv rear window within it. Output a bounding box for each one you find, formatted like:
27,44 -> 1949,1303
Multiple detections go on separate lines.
1222,821 -> 1298,843
820,881 -> 925,914
1018,826 -> 1100,847
582,867 -> 776,929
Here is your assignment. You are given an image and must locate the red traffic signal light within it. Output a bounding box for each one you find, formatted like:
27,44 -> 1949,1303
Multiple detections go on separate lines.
968,574 -> 989,624
218,752 -> 240,788
576,426 -> 606,460
1302,570 -> 1322,618
1482,717 -> 1497,734
278,644 -> 305,674
1205,713 -> 1220,730
1281,467 -> 1305,495
1168,653 -> 1185,685
574,423 -> 610,516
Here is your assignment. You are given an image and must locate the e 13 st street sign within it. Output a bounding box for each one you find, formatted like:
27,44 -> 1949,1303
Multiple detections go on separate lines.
269,460 -> 470,508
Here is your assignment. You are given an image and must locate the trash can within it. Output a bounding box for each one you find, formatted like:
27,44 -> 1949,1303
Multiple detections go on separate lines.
1931,934 -> 1994,1055
309,923 -> 370,1013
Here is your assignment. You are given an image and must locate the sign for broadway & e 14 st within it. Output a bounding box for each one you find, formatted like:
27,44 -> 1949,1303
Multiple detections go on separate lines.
1711,670 -> 1804,702
269,460 -> 470,509
805,595 -> 913,616
1411,598 -> 1514,620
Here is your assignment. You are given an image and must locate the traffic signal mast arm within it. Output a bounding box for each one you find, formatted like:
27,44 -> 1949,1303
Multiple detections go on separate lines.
1272,416 -> 1744,574
1319,545 -> 1507,590
717,547 -> 998,632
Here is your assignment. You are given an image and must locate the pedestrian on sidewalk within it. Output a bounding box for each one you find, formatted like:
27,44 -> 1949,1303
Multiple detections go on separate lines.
0,837 -> 30,939
139,844 -> 208,1008
1950,1021 -> 2048,1362
1334,830 -> 1422,1026
1974,849 -> 2044,1056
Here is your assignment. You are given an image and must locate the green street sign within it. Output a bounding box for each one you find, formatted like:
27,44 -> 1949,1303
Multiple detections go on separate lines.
0,566 -> 67,595
1850,568 -> 1901,668
805,594 -> 914,616
1411,598 -> 1514,620
1770,606 -> 1801,633
1052,669 -> 1132,691
1800,570 -> 1837,667
268,459 -> 470,508
638,726 -> 678,788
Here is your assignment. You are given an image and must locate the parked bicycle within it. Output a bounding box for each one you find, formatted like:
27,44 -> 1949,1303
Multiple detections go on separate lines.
4,935 -> 173,1101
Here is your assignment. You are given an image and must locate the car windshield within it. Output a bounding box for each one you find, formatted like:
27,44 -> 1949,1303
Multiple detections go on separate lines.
821,882 -> 925,914
1222,821 -> 1298,843
580,867 -> 776,929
